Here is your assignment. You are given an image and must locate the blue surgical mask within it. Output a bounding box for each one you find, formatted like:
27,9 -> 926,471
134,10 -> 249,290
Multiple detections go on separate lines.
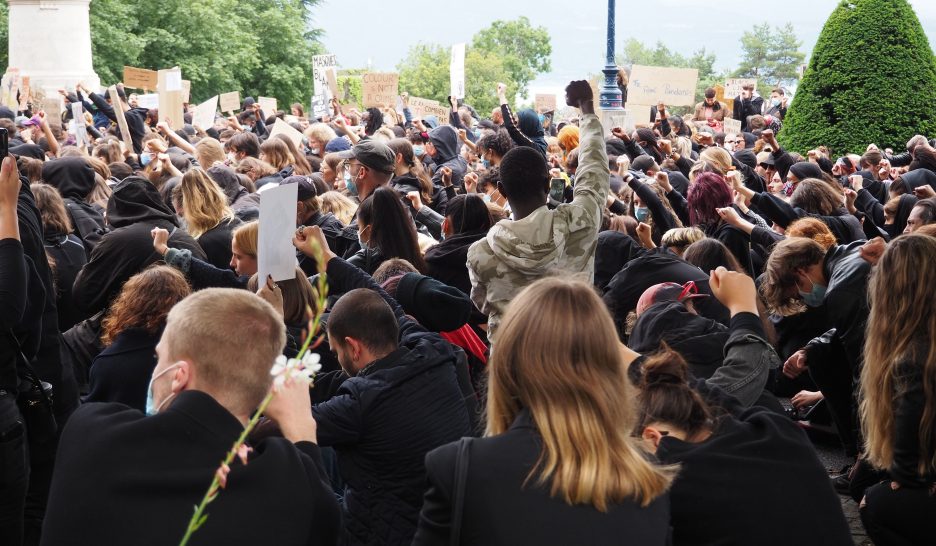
345,172 -> 358,196
634,206 -> 650,223
145,363 -> 182,415
799,281 -> 827,308
140,152 -> 153,167
413,145 -> 424,157
771,98 -> 781,107
482,158 -> 490,168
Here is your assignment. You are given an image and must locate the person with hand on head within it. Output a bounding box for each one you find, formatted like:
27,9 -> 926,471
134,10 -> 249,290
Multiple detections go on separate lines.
634,271 -> 851,546
732,83 -> 764,133
41,287 -> 341,546
293,225 -> 472,546
468,80 -> 609,340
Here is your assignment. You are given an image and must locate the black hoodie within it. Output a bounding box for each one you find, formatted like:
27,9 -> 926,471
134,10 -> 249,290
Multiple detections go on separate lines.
428,125 -> 468,189
628,301 -> 729,380
42,157 -> 108,252
72,177 -> 205,315
207,166 -> 259,221
424,230 -> 487,297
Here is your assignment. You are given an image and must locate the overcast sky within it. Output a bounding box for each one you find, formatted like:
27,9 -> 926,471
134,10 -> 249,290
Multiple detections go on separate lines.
312,0 -> 936,97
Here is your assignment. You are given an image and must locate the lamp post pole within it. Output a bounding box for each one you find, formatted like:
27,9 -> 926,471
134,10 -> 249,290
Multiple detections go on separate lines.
599,0 -> 623,111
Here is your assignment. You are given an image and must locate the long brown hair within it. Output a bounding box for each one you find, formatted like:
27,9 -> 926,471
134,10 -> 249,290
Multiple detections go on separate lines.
861,234 -> 936,475
30,183 -> 72,235
271,133 -> 313,175
486,277 -> 674,510
790,178 -> 845,216
101,265 -> 191,346
259,138 -> 295,172
636,346 -> 714,437
387,138 -> 433,204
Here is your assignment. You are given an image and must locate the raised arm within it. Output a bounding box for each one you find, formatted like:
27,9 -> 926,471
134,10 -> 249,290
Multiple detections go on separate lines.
567,81 -> 609,215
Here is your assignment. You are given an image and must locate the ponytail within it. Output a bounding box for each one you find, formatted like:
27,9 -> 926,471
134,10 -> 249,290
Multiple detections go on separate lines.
636,345 -> 713,436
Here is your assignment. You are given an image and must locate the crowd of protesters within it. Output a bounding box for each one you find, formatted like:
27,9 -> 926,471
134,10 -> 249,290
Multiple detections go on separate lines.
0,71 -> 934,546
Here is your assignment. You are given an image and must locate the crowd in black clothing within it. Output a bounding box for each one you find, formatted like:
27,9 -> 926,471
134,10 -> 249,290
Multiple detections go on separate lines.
0,72 -> 935,546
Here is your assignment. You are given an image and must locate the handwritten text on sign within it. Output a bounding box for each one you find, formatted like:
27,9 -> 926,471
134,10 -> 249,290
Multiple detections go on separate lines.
362,73 -> 399,108
627,65 -> 699,107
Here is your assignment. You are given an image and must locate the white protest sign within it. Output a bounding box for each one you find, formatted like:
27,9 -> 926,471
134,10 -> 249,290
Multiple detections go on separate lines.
258,96 -> 278,115
258,183 -> 299,283
268,118 -> 304,147
724,78 -> 757,99
723,118 -> 742,135
164,70 -> 182,92
450,43 -> 466,99
627,65 -> 699,107
312,54 -> 338,117
193,95 -> 218,130
137,93 -> 159,110
219,91 -> 240,114
71,102 -> 88,148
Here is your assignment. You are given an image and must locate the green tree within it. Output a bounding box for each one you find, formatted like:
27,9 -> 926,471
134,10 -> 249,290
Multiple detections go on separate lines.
733,22 -> 805,93
471,16 -> 551,96
779,0 -> 936,153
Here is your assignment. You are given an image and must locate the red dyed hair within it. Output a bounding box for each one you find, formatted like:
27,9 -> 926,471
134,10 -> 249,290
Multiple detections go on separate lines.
687,172 -> 733,226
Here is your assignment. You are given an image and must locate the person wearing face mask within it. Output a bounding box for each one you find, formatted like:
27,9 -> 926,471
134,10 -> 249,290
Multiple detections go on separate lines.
761,237 -> 875,460
335,140 -> 396,201
41,288 -> 341,546
348,187 -> 427,276
475,129 -> 513,170
764,88 -> 788,121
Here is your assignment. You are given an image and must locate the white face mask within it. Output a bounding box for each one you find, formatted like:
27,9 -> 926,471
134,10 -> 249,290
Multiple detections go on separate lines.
145,362 -> 182,415
227,152 -> 238,166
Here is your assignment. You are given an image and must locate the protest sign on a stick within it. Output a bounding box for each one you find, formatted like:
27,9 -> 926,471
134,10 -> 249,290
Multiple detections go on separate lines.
627,65 -> 699,107
724,78 -> 757,99
362,73 -> 399,108
450,43 -> 466,99
157,68 -> 184,130
193,95 -> 218,130
123,66 -> 158,91
108,86 -> 135,153
409,97 -> 448,125
137,94 -> 159,110
71,102 -> 89,150
219,91 -> 240,114
181,80 -> 191,104
258,97 -> 278,116
312,54 -> 338,118
535,94 -> 557,113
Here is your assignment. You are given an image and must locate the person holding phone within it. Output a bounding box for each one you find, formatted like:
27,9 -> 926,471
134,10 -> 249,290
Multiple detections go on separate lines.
732,83 -> 764,132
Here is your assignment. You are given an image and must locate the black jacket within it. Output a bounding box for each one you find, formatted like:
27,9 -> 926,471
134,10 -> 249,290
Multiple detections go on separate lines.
72,176 -> 205,315
298,211 -> 347,276
629,301 -> 729,380
83,328 -> 159,411
750,192 -> 865,244
85,91 -> 150,154
890,349 -> 936,487
428,126 -> 468,189
207,166 -> 260,221
733,95 -> 765,132
706,221 -> 755,277
424,230 -> 486,297
411,410 -> 671,546
593,231 -> 646,292
41,157 -> 107,253
41,390 -> 341,546
312,258 -> 472,546
43,232 -> 88,331
657,398 -> 852,546
196,217 -> 242,270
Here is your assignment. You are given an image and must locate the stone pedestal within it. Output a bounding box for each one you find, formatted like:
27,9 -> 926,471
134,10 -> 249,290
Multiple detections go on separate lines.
7,0 -> 100,93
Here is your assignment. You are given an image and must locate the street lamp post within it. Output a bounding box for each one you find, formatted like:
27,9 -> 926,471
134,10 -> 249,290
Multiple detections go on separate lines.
599,0 -> 623,111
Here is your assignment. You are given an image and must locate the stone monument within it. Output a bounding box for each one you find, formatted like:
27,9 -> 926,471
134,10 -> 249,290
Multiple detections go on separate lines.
6,0 -> 100,93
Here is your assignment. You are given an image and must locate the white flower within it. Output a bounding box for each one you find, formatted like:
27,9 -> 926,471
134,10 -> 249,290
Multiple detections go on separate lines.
301,352 -> 322,374
270,352 -> 322,391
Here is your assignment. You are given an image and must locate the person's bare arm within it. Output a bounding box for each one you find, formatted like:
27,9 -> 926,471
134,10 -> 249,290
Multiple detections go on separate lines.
334,117 -> 359,145
157,120 -> 196,155
37,112 -> 59,158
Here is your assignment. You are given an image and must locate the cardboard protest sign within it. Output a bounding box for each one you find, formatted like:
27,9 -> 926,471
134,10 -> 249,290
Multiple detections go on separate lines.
409,97 -> 448,125
258,183 -> 299,283
312,54 -> 338,118
723,118 -> 742,135
630,104 -> 654,127
724,78 -> 757,99
219,91 -> 240,114
627,65 -> 698,107
535,94 -> 557,113
1,69 -> 20,110
193,95 -> 218,130
157,68 -> 184,130
41,97 -> 62,130
258,97 -> 278,116
325,68 -> 339,99
362,73 -> 399,108
181,80 -> 191,103
450,43 -> 466,99
268,118 -> 304,148
123,66 -> 158,90
108,86 -> 135,153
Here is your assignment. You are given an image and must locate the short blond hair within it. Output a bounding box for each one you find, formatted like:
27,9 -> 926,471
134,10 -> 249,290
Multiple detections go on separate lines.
195,138 -> 226,169
164,288 -> 286,415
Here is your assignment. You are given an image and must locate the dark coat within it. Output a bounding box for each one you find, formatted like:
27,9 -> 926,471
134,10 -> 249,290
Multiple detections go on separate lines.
83,328 -> 159,411
40,390 -> 342,546
85,91 -> 150,154
196,217 -> 242,270
411,410 -> 671,546
298,211 -> 347,276
43,232 -> 88,331
312,258 -> 472,546
428,126 -> 468,188
629,301 -> 729,380
72,176 -> 205,315
41,157 -> 107,253
733,95 -> 765,132
424,231 -> 486,297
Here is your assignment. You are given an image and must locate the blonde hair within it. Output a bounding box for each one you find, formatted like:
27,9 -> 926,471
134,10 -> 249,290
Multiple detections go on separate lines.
164,288 -> 286,416
232,220 -> 258,258
660,227 -> 704,254
320,190 -> 356,225
260,138 -> 294,172
304,123 -> 338,148
247,267 -> 315,326
486,277 -> 674,510
698,147 -> 733,175
179,168 -> 235,238
195,138 -> 226,169
861,234 -> 936,474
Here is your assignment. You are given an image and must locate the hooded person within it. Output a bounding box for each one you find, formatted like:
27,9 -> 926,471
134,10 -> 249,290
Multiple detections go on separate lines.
516,109 -> 549,156
41,157 -> 108,252
11,143 -> 46,161
426,125 -> 468,188
82,84 -> 150,154
207,165 -> 259,221
886,194 -> 919,238
593,230 -> 646,292
899,168 -> 936,193
72,176 -> 206,316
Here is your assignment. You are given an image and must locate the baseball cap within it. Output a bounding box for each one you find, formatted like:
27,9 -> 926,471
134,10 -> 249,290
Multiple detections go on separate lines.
281,175 -> 318,201
636,281 -> 709,316
757,151 -> 775,167
336,140 -> 395,174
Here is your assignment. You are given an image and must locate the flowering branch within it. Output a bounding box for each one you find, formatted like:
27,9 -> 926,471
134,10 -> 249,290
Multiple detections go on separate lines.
178,237 -> 329,546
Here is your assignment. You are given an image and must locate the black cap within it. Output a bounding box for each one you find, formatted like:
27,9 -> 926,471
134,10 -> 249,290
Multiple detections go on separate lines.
336,140 -> 395,174
281,175 -> 318,201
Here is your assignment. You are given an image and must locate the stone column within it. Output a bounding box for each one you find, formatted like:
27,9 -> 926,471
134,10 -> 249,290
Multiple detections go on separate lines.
7,0 -> 100,92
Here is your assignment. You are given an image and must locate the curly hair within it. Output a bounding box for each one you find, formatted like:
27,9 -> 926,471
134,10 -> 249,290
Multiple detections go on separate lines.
100,265 -> 191,346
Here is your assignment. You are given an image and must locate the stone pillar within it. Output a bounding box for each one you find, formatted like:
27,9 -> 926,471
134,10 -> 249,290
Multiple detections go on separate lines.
7,0 -> 100,92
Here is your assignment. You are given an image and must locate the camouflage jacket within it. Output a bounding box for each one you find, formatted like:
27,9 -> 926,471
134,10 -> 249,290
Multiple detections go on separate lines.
467,113 -> 609,341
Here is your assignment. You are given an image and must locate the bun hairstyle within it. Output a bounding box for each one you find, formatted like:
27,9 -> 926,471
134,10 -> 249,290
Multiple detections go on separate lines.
636,346 -> 713,436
